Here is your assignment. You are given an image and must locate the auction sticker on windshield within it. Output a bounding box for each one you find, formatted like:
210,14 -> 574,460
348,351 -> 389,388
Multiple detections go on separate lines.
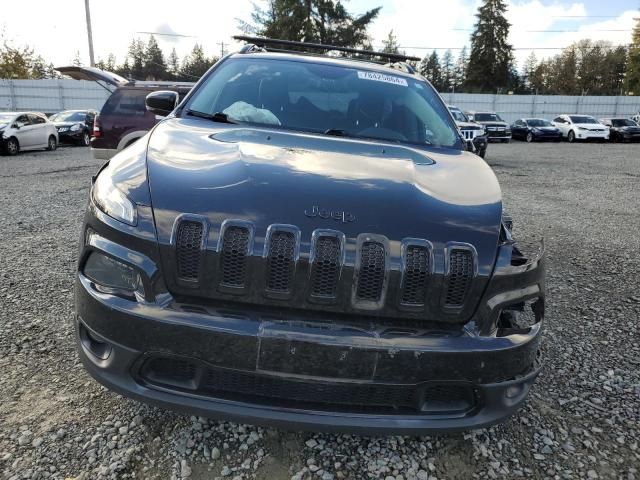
357,71 -> 408,87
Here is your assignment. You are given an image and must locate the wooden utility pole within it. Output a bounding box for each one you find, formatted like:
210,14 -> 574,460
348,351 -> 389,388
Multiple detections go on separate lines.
84,0 -> 95,66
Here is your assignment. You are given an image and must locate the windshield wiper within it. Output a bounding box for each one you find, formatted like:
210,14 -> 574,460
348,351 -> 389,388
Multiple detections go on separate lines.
186,109 -> 238,124
323,128 -> 348,136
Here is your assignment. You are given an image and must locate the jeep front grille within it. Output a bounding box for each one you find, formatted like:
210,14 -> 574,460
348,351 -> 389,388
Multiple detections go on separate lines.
170,220 -> 479,321
176,220 -> 204,281
310,234 -> 342,299
355,241 -> 386,302
220,226 -> 250,288
265,230 -> 297,294
444,248 -> 474,308
401,244 -> 430,306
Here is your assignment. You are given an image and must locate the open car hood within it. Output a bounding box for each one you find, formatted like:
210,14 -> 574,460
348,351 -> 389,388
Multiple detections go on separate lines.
55,66 -> 129,87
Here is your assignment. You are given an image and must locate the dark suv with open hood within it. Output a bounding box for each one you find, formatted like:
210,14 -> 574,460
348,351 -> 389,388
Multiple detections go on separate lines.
74,37 -> 545,434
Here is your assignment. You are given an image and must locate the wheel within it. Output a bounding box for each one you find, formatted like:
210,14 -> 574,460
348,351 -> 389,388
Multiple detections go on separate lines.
567,130 -> 575,143
79,130 -> 91,147
46,135 -> 57,151
526,132 -> 533,143
4,137 -> 19,156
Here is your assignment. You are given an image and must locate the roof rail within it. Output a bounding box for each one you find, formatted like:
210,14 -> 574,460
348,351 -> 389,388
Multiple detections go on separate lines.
233,35 -> 421,63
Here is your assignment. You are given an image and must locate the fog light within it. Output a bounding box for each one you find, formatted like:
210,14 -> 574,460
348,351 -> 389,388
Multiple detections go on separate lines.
84,252 -> 143,295
505,384 -> 523,399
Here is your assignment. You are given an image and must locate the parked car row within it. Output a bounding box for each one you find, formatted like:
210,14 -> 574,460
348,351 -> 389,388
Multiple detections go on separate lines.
0,109 -> 98,156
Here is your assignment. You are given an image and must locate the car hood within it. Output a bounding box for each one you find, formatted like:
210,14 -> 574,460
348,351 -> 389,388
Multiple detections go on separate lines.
53,121 -> 79,127
532,126 -> 559,131
456,121 -> 482,129
146,118 -> 503,276
574,123 -> 606,129
475,121 -> 508,127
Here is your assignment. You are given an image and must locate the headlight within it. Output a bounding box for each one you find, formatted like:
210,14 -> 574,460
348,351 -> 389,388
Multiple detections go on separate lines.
92,172 -> 137,225
71,124 -> 81,132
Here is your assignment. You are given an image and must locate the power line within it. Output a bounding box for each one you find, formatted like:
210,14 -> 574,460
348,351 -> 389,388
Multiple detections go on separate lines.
452,28 -> 632,32
390,44 -> 630,51
136,31 -> 196,38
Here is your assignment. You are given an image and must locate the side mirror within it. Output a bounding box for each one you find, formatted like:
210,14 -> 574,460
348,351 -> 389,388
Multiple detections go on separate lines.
145,90 -> 179,117
12,123 -> 19,129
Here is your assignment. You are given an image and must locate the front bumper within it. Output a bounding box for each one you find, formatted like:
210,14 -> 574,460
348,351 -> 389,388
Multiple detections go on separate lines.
57,130 -> 84,144
575,130 -> 609,140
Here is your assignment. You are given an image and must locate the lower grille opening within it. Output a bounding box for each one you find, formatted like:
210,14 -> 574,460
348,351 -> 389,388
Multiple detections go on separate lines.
139,356 -> 476,415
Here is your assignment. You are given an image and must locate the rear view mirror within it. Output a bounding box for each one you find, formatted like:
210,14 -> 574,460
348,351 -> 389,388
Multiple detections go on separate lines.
12,123 -> 19,129
146,90 -> 179,117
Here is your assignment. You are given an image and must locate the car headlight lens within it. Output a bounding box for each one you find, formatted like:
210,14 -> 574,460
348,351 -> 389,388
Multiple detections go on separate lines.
84,252 -> 143,294
71,124 -> 81,132
92,172 -> 137,225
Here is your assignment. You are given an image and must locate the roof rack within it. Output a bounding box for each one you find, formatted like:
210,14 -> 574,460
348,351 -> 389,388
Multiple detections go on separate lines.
233,35 -> 421,63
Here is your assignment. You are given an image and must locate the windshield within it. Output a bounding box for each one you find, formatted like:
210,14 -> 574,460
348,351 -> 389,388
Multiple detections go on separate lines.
527,119 -> 552,127
50,111 -> 86,122
612,119 -> 636,127
449,108 -> 468,122
474,113 -> 504,122
570,115 -> 597,124
186,57 -> 461,148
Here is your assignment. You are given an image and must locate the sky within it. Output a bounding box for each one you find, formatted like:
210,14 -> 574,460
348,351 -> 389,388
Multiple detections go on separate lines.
1,0 -> 639,70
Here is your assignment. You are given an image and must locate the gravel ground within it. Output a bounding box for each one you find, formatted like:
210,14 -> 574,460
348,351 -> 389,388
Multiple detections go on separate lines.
1,142 -> 639,480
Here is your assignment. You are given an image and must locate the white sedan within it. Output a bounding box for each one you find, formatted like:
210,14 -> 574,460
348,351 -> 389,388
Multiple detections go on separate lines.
552,115 -> 609,142
0,112 -> 58,156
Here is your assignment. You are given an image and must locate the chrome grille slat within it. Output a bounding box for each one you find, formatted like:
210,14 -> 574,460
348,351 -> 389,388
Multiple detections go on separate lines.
176,220 -> 204,281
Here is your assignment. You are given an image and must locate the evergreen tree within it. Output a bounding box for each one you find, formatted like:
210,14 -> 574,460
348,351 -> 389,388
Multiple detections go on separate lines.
466,0 -> 514,92
143,35 -> 166,80
247,0 -> 380,48
420,51 -> 442,90
624,15 -> 640,94
72,51 -> 83,67
381,30 -> 399,54
168,48 -> 181,80
127,38 -> 145,79
180,44 -> 216,80
522,52 -> 538,92
453,46 -> 468,91
440,50 -> 454,92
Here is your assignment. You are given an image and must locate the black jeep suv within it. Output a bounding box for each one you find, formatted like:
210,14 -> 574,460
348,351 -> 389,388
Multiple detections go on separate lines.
75,37 -> 545,434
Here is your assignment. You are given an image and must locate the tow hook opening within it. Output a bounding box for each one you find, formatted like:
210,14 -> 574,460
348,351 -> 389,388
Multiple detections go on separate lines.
79,321 -> 112,360
497,298 -> 544,336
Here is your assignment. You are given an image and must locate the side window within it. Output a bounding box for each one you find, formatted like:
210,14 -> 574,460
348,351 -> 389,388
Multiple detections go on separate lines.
16,115 -> 30,126
101,89 -> 148,117
28,114 -> 46,124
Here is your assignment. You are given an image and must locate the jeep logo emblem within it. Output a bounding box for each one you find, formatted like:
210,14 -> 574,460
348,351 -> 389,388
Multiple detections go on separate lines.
304,206 -> 355,223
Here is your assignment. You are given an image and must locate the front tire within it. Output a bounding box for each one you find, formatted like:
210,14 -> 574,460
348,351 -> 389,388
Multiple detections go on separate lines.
4,137 -> 19,156
567,130 -> 575,143
526,132 -> 533,143
47,135 -> 57,151
80,131 -> 90,147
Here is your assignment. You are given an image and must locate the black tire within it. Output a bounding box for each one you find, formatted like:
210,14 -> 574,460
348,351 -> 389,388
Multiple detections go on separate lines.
5,137 -> 20,156
46,135 -> 57,151
526,132 -> 534,143
479,148 -> 487,159
567,130 -> 575,143
80,130 -> 91,147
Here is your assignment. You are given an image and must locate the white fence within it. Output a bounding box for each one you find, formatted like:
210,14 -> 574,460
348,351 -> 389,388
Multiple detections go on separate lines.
1,78 -> 639,123
0,79 -> 110,113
